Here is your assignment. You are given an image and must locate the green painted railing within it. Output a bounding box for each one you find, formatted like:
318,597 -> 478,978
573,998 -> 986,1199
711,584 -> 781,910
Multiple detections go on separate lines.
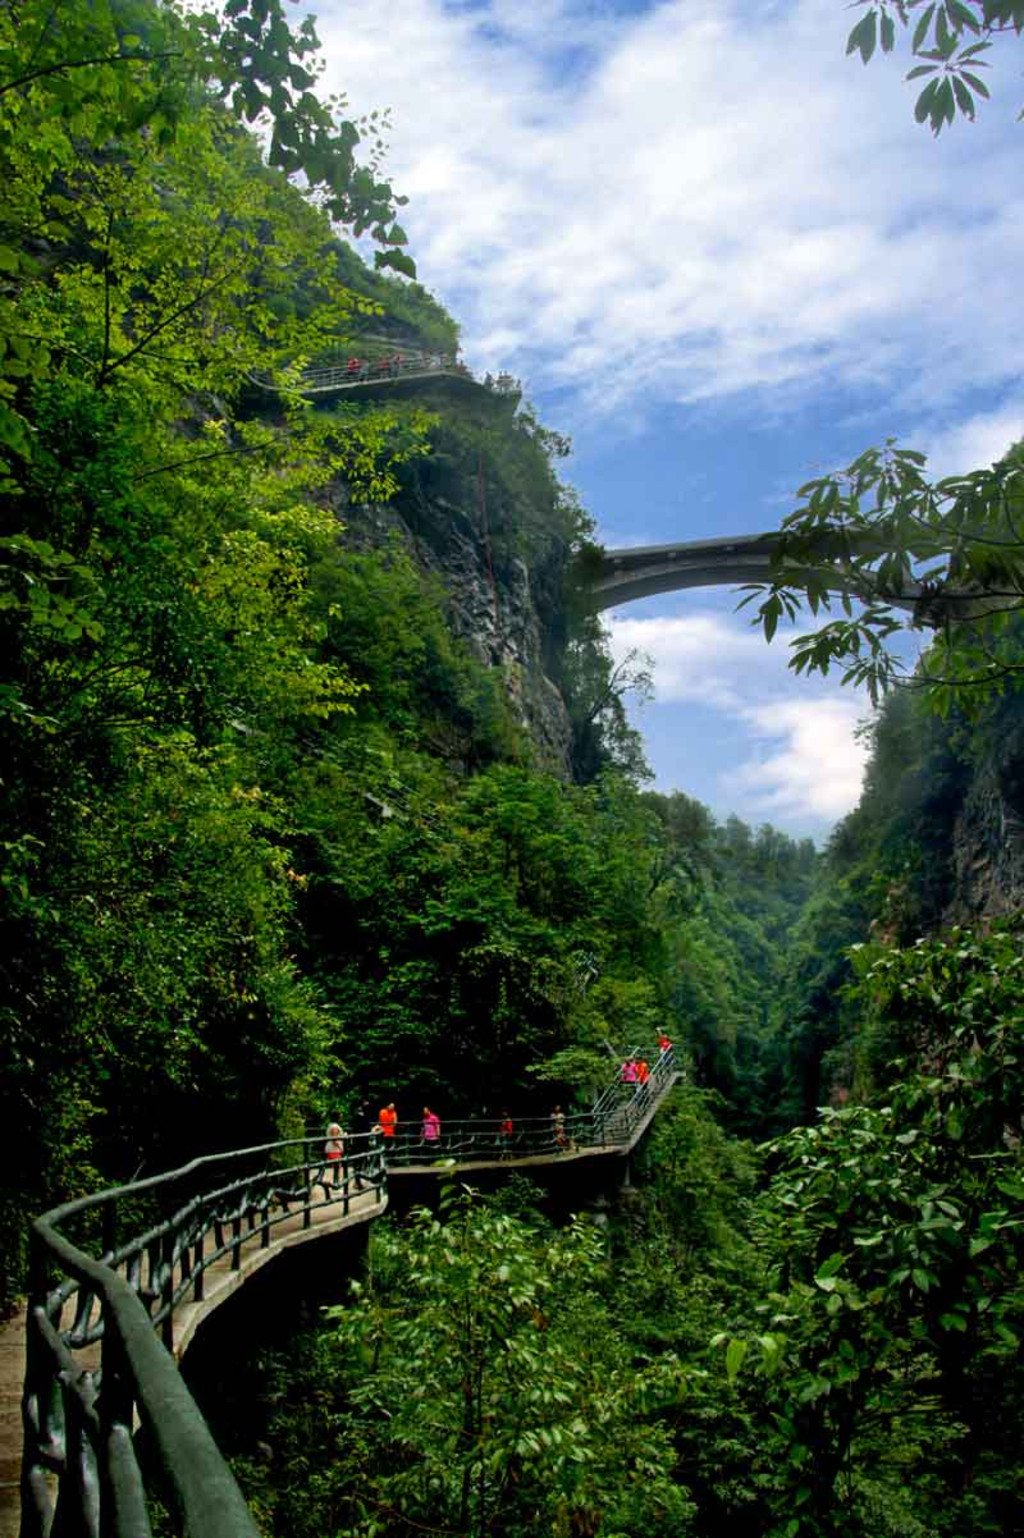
21,1055 -> 677,1537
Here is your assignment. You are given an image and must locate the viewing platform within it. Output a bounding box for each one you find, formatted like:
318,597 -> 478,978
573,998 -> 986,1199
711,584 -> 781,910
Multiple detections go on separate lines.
3,1054 -> 679,1538
248,352 -> 520,407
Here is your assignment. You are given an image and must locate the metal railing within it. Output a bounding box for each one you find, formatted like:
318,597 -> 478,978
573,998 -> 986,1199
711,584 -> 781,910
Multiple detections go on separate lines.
21,1133 -> 385,1538
248,353 -> 520,398
20,1052 -> 679,1537
371,1049 -> 679,1168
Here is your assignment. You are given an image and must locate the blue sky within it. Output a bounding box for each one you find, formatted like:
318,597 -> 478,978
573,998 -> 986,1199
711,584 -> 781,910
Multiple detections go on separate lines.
315,0 -> 1024,836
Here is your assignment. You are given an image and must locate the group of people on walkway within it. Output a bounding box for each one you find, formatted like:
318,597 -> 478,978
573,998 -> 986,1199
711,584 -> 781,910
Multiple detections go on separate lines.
620,1033 -> 673,1101
319,1037 -> 675,1182
340,351 -> 468,382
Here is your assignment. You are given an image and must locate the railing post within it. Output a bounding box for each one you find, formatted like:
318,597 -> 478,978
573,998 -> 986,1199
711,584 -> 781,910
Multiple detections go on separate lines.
192,1227 -> 205,1302
98,1318 -> 150,1538
21,1236 -> 62,1538
160,1231 -> 174,1351
102,1199 -> 117,1262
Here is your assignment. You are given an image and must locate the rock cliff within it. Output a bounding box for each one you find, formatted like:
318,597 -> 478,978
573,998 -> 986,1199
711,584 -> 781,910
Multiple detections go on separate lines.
329,418 -> 576,776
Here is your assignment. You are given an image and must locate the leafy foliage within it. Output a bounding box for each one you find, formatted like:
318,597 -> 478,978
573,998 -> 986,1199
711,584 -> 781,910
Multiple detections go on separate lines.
844,1 -> 1024,132
318,1187 -> 694,1538
743,440 -> 1024,714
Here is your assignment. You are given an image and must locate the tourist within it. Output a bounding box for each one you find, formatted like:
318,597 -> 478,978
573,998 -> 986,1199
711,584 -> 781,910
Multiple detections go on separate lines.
378,1102 -> 398,1145
324,1121 -> 345,1187
635,1058 -> 651,1100
621,1057 -> 637,1087
498,1110 -> 514,1157
422,1106 -> 441,1146
552,1104 -> 567,1150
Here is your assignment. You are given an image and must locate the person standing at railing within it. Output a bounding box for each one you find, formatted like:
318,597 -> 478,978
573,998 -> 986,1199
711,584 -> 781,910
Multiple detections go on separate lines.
498,1110 -> 514,1157
657,1031 -> 673,1067
552,1105 -> 567,1151
378,1102 -> 398,1150
421,1106 -> 441,1148
635,1058 -> 651,1103
621,1057 -> 637,1089
324,1122 -> 345,1187
346,357 -> 360,378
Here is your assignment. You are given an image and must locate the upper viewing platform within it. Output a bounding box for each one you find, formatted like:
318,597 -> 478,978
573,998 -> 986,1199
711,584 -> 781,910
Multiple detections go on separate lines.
249,350 -> 520,407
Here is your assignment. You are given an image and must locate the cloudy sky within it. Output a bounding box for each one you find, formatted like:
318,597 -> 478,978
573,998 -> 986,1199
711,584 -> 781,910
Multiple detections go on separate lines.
314,0 -> 1024,836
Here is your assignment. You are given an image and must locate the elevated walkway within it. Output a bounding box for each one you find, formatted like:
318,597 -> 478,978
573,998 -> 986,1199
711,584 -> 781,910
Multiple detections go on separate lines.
4,1057 -> 679,1538
248,354 -> 517,408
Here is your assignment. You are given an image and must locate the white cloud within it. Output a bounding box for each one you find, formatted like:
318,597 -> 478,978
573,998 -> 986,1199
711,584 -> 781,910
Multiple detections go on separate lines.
729,698 -> 870,821
922,396 -> 1024,479
308,0 -> 1014,828
317,0 -> 1023,419
608,611 -> 774,712
606,610 -> 872,825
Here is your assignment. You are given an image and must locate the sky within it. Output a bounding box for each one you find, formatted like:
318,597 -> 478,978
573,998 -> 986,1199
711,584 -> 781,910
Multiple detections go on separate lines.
314,0 -> 1024,837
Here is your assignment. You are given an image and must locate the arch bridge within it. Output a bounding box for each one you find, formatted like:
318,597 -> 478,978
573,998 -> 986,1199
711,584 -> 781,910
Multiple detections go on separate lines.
10,1055 -> 678,1538
584,531 -> 927,615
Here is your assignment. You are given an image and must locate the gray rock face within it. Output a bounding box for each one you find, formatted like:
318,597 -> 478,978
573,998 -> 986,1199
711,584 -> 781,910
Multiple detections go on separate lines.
947,755 -> 1024,923
332,480 -> 574,776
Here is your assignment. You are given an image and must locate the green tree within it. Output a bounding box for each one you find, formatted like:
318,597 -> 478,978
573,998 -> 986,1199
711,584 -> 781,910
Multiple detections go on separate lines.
744,441 -> 1024,715
323,1187 -> 694,1538
718,924 -> 1024,1537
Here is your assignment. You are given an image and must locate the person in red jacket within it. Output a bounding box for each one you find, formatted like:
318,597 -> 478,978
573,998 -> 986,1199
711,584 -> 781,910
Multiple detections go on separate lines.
378,1103 -> 398,1140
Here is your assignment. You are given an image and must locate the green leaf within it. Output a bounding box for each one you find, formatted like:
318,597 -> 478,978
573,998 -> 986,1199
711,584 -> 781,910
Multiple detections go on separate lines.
912,4 -> 937,50
947,0 -> 981,30
915,75 -> 942,122
935,75 -> 956,128
847,11 -> 879,63
374,248 -> 417,279
961,69 -> 991,96
952,75 -> 976,116
725,1337 -> 748,1381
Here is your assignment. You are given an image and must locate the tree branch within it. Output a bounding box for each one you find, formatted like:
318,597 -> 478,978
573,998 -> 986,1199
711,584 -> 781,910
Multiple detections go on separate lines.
0,50 -> 180,99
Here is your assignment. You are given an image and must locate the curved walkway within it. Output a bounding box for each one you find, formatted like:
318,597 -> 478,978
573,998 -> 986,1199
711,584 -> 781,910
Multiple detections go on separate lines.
249,353 -> 519,404
3,1057 -> 679,1538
